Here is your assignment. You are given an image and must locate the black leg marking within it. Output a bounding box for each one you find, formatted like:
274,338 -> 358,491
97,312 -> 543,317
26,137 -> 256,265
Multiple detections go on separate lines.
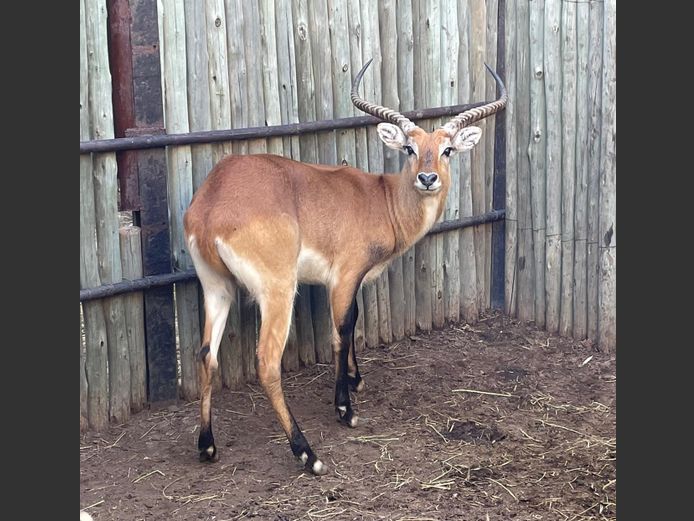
198,344 -> 210,362
335,299 -> 359,427
346,299 -> 363,392
198,422 -> 217,462
289,414 -> 326,475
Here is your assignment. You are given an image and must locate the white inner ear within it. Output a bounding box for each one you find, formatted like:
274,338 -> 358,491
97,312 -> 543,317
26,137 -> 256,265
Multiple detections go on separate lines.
377,123 -> 407,151
451,126 -> 482,153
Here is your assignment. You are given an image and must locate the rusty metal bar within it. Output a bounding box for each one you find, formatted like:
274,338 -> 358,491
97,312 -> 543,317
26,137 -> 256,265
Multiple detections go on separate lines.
79,101 -> 493,154
79,209 -> 505,302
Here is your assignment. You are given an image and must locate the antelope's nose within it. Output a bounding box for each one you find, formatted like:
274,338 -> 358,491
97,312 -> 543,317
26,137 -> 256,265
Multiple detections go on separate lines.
417,173 -> 438,188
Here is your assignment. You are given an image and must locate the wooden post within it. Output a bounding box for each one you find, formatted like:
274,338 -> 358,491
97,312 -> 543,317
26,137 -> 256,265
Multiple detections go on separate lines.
490,0 -> 506,311
360,0 -> 392,344
87,0 -> 131,423
159,0 -> 201,401
295,289 -> 316,366
586,0 -> 604,343
528,0 -> 546,326
425,0 -> 445,329
274,0 -> 301,159
355,287 -> 366,352
485,0 -> 499,311
119,227 -> 147,411
515,0 -> 534,323
259,0 -> 284,157
598,0 -> 616,351
543,0 -> 561,332
573,1 -> 590,340
81,0 -> 109,431
470,0 -> 488,311
242,0 -> 268,156
396,0 -> 417,335
413,0 -> 432,331
125,0 -> 178,403
502,0 -> 518,316
380,0 -> 406,340
457,0 -> 479,324
440,0 -> 461,323
240,293 -> 258,381
560,1 -> 577,337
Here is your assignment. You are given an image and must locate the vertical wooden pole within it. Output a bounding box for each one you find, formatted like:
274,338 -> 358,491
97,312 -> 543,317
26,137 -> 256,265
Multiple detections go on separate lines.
598,0 -> 616,351
396,0 -> 417,335
544,0 -> 561,332
119,227 -> 147,411
380,0 -> 406,341
81,0 -> 109,431
440,0 -> 461,323
88,0 -> 131,423
573,0 -> 590,340
470,0 -> 488,312
502,0 -> 518,317
490,0 -> 506,311
586,1 -> 603,344
159,0 -> 200,401
516,0 -> 534,323
528,0 -> 546,326
457,0 -> 479,323
560,0 -> 577,337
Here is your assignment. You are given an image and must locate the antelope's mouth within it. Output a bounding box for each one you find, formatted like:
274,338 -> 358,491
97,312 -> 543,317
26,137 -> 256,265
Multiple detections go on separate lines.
414,179 -> 442,193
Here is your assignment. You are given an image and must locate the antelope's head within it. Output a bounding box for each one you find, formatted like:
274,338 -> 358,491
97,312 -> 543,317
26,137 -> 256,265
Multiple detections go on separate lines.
351,59 -> 507,197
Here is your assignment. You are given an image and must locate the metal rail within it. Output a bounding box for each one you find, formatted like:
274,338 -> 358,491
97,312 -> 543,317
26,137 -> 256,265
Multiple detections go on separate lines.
80,101 -> 492,154
79,209 -> 505,302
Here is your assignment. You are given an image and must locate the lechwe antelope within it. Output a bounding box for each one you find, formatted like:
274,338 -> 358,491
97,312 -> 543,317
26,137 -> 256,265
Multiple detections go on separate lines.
184,59 -> 506,475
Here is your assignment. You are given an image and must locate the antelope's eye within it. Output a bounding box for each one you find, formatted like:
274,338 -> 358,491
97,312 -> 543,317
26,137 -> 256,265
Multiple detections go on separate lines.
443,147 -> 453,157
404,145 -> 416,155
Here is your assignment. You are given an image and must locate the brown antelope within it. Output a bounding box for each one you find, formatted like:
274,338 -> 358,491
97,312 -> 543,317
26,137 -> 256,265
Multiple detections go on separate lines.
184,59 -> 506,475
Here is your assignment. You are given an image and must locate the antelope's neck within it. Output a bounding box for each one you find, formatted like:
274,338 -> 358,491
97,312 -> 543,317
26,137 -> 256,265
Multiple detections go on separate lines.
383,174 -> 448,256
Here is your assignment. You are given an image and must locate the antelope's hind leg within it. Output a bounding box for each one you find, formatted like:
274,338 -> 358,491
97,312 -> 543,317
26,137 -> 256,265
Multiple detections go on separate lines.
191,258 -> 235,462
256,281 -> 328,475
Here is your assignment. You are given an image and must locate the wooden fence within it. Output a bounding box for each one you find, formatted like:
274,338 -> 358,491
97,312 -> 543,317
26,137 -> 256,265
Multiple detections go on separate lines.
502,0 -> 616,349
80,0 -> 616,431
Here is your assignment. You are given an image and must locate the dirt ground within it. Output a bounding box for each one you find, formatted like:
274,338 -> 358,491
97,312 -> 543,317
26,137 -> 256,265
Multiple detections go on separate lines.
80,312 -> 616,520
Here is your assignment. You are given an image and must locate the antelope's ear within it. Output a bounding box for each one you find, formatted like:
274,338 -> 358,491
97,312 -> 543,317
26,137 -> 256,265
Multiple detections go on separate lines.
451,126 -> 482,153
377,123 -> 407,150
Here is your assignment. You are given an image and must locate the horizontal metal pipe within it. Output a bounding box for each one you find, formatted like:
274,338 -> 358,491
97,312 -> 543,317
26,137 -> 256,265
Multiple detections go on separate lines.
80,101 -> 492,154
79,209 -> 505,302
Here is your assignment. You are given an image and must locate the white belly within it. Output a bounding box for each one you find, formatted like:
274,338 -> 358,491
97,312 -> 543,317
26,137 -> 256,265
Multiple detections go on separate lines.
297,246 -> 333,284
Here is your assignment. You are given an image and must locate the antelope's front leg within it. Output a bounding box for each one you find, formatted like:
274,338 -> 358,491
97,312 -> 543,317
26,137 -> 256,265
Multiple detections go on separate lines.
330,282 -> 361,428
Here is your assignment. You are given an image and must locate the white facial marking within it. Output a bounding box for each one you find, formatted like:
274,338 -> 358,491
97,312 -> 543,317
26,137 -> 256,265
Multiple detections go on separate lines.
300,452 -> 308,464
337,405 -> 347,413
206,446 -> 215,456
416,197 -> 440,240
